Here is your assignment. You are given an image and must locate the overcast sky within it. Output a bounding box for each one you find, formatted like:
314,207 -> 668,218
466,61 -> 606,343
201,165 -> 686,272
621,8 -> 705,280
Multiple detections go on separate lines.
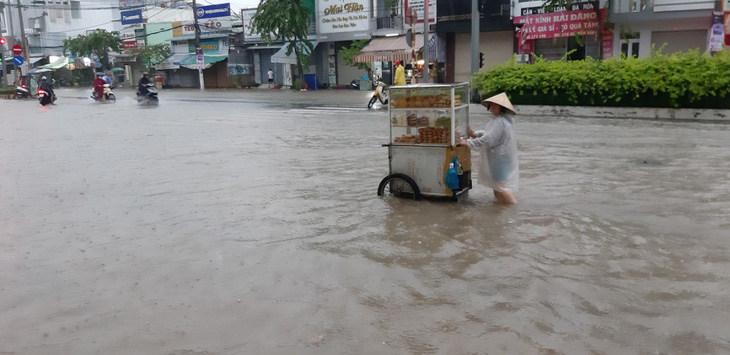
227,0 -> 260,11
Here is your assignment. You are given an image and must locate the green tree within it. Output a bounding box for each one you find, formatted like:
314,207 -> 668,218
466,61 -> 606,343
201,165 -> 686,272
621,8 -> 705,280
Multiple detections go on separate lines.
341,40 -> 371,79
541,0 -> 607,60
63,29 -> 122,70
251,0 -> 313,89
128,43 -> 171,73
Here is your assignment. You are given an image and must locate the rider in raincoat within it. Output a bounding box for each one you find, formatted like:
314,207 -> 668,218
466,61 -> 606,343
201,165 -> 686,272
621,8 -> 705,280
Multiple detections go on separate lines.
460,92 -> 519,204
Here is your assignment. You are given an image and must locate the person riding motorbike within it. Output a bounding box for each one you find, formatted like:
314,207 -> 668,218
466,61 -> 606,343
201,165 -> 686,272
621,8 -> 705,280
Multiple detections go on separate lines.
93,73 -> 106,100
138,72 -> 151,97
39,76 -> 54,98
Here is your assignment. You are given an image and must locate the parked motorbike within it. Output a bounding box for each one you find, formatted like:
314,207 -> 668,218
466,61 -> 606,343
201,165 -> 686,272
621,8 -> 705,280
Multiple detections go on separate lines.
37,88 -> 56,106
349,79 -> 360,90
92,84 -> 116,103
367,76 -> 389,109
16,84 -> 31,99
136,83 -> 159,105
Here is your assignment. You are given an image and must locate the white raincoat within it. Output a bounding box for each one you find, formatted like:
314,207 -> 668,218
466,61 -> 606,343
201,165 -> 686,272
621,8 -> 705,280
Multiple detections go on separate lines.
466,114 -> 519,192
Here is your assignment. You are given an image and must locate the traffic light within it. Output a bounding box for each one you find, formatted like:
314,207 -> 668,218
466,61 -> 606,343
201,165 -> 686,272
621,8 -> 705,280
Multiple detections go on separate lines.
0,38 -> 6,45
479,52 -> 484,68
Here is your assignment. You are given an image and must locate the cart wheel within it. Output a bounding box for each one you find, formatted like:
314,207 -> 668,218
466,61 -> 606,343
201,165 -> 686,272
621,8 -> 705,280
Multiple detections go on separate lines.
377,173 -> 421,200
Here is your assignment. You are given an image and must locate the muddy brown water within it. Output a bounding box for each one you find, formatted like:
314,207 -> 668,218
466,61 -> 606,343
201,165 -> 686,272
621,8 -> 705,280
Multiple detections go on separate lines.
1,90 -> 729,354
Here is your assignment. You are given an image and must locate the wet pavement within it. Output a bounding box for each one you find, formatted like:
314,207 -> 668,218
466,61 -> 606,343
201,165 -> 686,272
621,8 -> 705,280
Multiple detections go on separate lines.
1,88 -> 729,354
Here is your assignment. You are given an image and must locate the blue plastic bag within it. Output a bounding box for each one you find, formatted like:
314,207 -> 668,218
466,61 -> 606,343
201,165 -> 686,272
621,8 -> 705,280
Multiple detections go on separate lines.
445,157 -> 460,191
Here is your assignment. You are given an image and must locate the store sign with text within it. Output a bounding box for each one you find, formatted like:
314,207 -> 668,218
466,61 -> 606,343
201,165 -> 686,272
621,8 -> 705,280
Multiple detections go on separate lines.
513,9 -> 607,40
120,9 -> 143,25
317,0 -> 370,35
172,18 -> 232,39
187,38 -> 226,53
404,0 -> 437,24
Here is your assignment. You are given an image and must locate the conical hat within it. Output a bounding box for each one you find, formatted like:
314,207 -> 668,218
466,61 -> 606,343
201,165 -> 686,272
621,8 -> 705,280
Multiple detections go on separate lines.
481,92 -> 516,114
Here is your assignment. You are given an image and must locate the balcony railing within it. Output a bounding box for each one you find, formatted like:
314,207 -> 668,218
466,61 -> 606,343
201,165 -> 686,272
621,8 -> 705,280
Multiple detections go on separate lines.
375,15 -> 403,30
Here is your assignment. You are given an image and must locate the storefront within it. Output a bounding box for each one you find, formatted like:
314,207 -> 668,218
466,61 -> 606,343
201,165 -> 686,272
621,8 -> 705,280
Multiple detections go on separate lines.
514,1 -> 612,61
315,0 -> 371,86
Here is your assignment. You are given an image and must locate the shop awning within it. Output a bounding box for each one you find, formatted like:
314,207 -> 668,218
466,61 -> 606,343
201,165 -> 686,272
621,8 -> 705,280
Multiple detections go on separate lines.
353,36 -> 425,63
271,41 -> 317,65
27,68 -> 52,74
175,54 -> 228,70
40,57 -> 69,69
153,53 -> 189,70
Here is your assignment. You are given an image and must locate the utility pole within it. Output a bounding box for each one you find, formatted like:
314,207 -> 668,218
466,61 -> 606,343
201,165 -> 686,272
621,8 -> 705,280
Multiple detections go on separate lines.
471,0 -> 479,98
410,7 -> 416,84
423,0 -> 429,83
16,0 -> 30,86
192,0 -> 205,90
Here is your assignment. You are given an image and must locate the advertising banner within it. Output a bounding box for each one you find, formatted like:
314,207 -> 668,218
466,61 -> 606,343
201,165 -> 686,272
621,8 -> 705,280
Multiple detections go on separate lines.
121,9 -> 143,25
242,9 -> 262,42
196,3 -> 230,19
513,9 -> 607,40
404,0 -> 436,24
172,18 -> 232,39
317,0 -> 370,36
708,11 -> 725,52
187,38 -> 225,53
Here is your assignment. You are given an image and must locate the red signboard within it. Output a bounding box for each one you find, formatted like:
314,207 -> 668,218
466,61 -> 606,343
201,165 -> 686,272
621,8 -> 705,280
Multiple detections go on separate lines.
123,40 -> 137,50
12,44 -> 23,55
514,9 -> 607,40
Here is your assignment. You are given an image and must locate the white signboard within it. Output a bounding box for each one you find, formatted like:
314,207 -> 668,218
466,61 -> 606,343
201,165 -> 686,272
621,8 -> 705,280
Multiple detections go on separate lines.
242,9 -> 262,42
172,18 -> 232,39
405,0 -> 437,24
317,0 -> 370,35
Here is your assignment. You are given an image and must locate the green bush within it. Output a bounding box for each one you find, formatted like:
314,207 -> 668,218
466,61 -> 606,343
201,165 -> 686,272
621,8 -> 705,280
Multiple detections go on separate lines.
473,48 -> 730,108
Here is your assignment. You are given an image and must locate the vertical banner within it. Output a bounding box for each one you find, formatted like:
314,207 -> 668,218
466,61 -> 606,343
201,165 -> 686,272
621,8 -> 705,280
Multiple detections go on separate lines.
709,11 -> 725,52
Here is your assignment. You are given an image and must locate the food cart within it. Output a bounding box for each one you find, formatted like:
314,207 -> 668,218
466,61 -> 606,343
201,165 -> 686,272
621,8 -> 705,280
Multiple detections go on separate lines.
377,83 -> 472,201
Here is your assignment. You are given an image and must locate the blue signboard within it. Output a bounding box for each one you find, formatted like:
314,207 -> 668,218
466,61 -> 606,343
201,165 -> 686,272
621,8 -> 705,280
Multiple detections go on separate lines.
13,55 -> 23,66
121,9 -> 143,25
196,3 -> 230,19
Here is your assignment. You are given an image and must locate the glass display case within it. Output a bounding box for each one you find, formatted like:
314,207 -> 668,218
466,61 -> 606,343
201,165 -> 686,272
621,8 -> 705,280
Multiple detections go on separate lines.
388,83 -> 470,146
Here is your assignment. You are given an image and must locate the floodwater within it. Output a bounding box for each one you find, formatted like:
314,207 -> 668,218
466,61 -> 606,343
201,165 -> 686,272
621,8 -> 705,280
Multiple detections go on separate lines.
1,89 -> 729,354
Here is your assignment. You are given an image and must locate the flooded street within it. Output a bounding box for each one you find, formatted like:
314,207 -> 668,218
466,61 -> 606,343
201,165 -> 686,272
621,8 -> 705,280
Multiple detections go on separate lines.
1,88 -> 729,354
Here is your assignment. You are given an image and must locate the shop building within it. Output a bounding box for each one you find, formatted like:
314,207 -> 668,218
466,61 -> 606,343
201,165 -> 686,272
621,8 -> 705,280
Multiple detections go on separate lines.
435,0 -> 514,83
513,0 -> 612,61
240,4 -> 320,88
609,0 -> 717,58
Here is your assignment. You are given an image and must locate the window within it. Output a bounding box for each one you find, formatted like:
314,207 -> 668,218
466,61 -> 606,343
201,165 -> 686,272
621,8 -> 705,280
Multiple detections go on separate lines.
620,32 -> 640,58
71,1 -> 80,19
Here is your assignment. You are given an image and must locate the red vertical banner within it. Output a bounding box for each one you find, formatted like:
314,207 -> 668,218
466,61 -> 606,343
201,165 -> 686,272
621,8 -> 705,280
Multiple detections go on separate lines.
602,29 -> 613,59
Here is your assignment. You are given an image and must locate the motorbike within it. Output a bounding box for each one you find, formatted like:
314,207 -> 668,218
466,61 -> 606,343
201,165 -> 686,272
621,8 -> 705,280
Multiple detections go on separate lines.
349,79 -> 360,90
136,83 -> 159,104
367,76 -> 389,109
16,84 -> 31,99
37,88 -> 56,106
92,84 -> 116,103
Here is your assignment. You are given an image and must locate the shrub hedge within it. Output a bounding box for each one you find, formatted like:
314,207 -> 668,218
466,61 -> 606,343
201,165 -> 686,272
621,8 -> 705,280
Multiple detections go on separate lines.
473,49 -> 730,108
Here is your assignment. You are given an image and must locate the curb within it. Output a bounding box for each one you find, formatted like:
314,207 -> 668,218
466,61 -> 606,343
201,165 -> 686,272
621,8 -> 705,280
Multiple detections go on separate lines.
1,94 -> 16,99
518,105 -> 730,122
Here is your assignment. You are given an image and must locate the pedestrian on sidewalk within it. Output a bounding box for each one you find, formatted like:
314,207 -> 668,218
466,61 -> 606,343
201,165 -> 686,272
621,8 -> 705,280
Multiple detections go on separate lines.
460,92 -> 519,205
393,61 -> 406,86
267,69 -> 274,88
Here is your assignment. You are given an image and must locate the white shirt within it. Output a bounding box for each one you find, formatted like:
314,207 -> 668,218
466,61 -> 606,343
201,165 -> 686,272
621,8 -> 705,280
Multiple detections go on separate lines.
267,70 -> 273,80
